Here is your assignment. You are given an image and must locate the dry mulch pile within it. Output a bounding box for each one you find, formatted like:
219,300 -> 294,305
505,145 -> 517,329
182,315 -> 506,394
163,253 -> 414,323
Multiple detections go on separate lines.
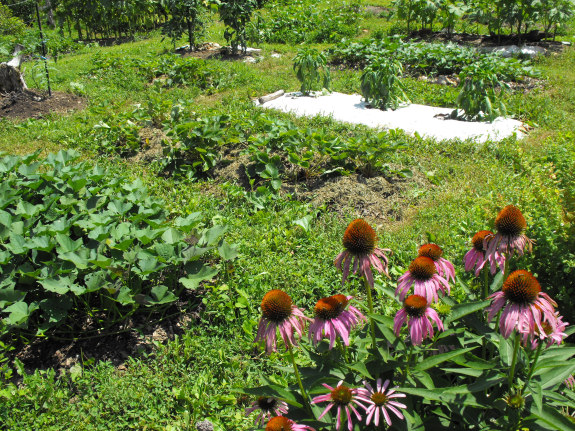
0,90 -> 86,120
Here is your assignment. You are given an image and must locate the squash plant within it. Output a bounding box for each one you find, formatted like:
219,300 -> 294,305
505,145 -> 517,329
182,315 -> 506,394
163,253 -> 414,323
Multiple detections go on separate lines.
0,151 -> 235,339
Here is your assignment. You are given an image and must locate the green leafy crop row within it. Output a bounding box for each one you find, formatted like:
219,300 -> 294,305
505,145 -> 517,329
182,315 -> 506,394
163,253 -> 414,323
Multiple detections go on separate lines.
0,150 -> 236,339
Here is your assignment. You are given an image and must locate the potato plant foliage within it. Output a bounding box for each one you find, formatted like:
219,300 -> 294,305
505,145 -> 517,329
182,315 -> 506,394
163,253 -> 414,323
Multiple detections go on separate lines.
0,151 -> 232,339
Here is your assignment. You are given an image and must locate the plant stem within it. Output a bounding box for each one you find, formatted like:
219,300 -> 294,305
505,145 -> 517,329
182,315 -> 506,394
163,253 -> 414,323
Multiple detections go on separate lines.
287,344 -> 312,415
525,342 -> 543,386
508,332 -> 521,390
363,276 -> 377,348
482,262 -> 490,301
402,345 -> 414,385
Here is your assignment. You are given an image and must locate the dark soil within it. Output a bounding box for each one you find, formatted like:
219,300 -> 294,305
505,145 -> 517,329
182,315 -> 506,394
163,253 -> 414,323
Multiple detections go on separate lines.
178,42 -> 262,61
407,29 -> 568,53
0,90 -> 86,120
9,288 -> 204,378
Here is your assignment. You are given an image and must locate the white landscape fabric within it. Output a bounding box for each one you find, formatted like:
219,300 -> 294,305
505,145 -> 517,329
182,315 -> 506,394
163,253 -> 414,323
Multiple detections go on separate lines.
259,92 -> 525,143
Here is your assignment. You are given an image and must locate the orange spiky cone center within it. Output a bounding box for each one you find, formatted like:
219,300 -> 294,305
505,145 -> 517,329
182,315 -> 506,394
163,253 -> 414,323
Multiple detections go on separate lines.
331,385 -> 353,405
408,256 -> 437,281
418,243 -> 443,261
503,270 -> 540,304
261,290 -> 293,322
472,230 -> 493,251
371,391 -> 389,406
266,416 -> 293,431
404,295 -> 428,317
343,219 -> 376,255
314,295 -> 349,320
495,205 -> 526,237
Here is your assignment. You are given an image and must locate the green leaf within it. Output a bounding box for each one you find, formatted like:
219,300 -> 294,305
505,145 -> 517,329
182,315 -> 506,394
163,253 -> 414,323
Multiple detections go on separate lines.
179,265 -> 218,290
530,381 -> 543,414
293,215 -> 313,232
538,363 -> 575,390
201,225 -> 227,246
116,286 -> 135,305
528,404 -> 575,430
56,234 -> 83,253
445,300 -> 490,324
4,301 -> 39,325
218,240 -> 239,261
161,228 -> 184,244
414,347 -> 474,371
39,296 -> 73,324
149,285 -> 177,305
173,212 -> 202,233
347,362 -> 373,379
59,251 -> 90,269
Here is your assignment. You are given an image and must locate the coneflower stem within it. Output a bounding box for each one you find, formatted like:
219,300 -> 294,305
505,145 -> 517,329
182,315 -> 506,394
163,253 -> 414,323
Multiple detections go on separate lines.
508,332 -> 521,390
482,262 -> 489,301
525,342 -> 543,386
287,344 -> 312,414
363,276 -> 377,348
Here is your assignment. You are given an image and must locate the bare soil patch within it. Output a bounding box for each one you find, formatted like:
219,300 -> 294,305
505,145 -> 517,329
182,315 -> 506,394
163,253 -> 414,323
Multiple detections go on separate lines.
8,289 -> 204,378
408,29 -> 568,53
178,42 -> 262,61
0,90 -> 86,120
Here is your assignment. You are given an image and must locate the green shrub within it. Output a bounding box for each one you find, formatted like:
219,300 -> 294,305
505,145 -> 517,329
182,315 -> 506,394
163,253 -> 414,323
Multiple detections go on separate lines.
0,150 -> 232,339
248,0 -> 360,44
0,4 -> 26,37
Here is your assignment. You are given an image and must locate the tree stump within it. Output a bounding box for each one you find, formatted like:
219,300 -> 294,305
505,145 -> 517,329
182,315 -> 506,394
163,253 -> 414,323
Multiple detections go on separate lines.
0,44 -> 27,93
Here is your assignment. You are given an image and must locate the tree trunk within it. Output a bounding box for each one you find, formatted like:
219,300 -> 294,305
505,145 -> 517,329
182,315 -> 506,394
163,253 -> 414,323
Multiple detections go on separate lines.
44,0 -> 56,28
0,64 -> 27,93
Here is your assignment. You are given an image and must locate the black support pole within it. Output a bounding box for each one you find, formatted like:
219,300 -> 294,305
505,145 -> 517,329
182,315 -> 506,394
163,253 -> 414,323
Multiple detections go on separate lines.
35,1 -> 52,97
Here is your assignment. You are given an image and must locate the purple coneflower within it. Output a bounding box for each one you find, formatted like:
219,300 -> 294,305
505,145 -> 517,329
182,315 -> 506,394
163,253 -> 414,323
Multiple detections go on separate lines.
464,230 -> 505,276
565,375 -> 575,390
334,219 -> 391,287
255,289 -> 309,354
355,379 -> 407,427
484,205 -> 534,264
245,396 -> 289,427
311,381 -> 366,431
396,256 -> 450,303
418,243 -> 455,282
394,294 -> 444,346
486,270 -> 557,339
309,294 -> 366,349
523,311 -> 568,349
265,416 -> 316,431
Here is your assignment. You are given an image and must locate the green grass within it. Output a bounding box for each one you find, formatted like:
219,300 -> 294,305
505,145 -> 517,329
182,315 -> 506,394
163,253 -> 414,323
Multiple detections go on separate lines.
1,1 -> 575,429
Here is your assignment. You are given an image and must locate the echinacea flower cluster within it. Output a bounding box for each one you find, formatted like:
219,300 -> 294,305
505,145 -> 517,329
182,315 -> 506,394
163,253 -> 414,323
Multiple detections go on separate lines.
334,219 -> 390,287
312,380 -> 407,430
418,243 -> 455,282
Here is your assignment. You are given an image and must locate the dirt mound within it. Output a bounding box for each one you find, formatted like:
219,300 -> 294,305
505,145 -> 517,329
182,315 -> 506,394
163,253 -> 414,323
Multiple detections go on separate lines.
0,90 -> 86,120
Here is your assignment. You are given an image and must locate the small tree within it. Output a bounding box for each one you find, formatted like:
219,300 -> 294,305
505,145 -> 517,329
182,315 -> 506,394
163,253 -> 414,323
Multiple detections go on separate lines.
160,0 -> 208,50
218,0 -> 257,54
293,47 -> 331,95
